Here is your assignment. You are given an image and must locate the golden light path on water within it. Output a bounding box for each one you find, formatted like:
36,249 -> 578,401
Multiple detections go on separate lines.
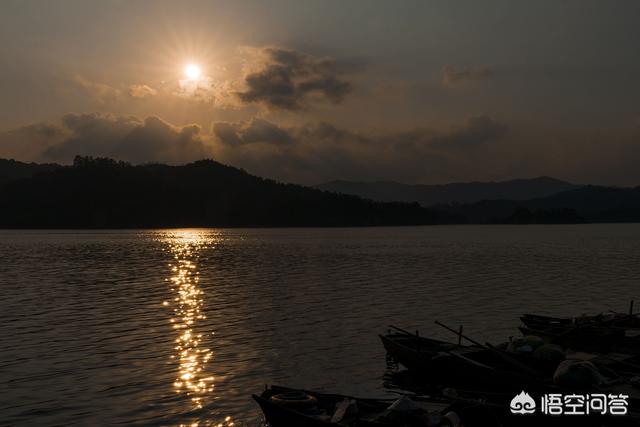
163,230 -> 235,427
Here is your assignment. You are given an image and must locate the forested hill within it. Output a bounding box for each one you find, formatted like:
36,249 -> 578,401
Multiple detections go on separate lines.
3,156 -> 639,227
0,156 -> 458,228
0,158 -> 61,185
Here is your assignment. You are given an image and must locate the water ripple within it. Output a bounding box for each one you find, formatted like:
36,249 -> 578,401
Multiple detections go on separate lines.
0,225 -> 639,425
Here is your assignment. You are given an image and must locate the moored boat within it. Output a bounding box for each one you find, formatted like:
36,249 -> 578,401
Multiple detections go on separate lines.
379,330 -> 555,391
521,310 -> 640,331
252,385 -> 476,427
519,307 -> 640,354
518,321 -> 640,354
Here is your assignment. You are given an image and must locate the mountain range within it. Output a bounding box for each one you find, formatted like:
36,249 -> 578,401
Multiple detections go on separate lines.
0,157 -> 453,228
315,177 -> 580,207
2,157 -> 640,227
440,185 -> 640,224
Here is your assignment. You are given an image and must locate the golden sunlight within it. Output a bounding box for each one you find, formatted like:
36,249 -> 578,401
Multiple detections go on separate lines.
161,231 -> 224,421
184,63 -> 202,80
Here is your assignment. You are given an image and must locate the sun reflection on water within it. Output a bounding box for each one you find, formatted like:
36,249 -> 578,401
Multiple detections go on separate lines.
162,230 -> 235,427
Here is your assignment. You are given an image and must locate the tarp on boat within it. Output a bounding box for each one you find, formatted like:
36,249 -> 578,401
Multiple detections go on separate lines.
387,396 -> 420,412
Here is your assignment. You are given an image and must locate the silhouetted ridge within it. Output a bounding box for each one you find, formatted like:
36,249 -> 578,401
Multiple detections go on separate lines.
315,176 -> 579,206
0,156 -> 458,228
0,158 -> 61,185
3,157 -> 639,226
437,185 -> 640,223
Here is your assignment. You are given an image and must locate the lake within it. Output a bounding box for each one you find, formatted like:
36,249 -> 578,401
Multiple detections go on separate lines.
1,225 -> 639,425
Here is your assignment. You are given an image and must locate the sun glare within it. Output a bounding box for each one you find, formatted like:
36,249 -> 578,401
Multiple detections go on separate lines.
184,63 -> 201,80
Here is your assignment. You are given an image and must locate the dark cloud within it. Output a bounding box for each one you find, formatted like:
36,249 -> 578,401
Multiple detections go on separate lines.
0,113 -> 209,164
0,113 -> 511,184
236,47 -> 353,110
6,113 -> 640,187
299,122 -> 366,143
442,65 -> 493,87
45,113 -> 141,161
114,116 -> 206,163
0,123 -> 68,161
211,116 -> 510,184
212,122 -> 242,146
213,118 -> 293,145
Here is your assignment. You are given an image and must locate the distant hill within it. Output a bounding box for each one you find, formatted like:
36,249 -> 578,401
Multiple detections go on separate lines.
2,157 -> 639,227
437,185 -> 640,223
315,177 -> 579,206
0,156 -> 459,228
0,159 -> 61,185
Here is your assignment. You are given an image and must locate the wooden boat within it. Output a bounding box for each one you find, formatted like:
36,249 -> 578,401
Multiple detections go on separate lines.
518,317 -> 640,354
381,326 -> 640,390
254,385 -> 640,427
252,385 -> 483,427
521,311 -> 640,331
379,331 -> 554,391
520,310 -> 640,348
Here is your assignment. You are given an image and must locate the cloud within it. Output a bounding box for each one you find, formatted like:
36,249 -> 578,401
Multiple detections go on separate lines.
128,84 -> 158,98
442,65 -> 493,87
74,74 -> 236,108
236,47 -> 353,110
8,113 -> 640,187
73,75 -> 123,103
0,123 -> 68,161
114,116 -> 206,163
0,112 -> 511,184
298,121 -> 367,143
44,113 -> 142,160
213,118 -> 293,145
0,113 -> 209,164
69,47 -> 356,111
210,116 -> 510,184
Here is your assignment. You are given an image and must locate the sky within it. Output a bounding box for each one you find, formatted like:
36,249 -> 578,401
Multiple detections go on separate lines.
1,0 -> 640,185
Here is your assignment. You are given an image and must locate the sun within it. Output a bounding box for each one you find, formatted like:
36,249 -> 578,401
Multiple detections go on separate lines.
184,63 -> 201,80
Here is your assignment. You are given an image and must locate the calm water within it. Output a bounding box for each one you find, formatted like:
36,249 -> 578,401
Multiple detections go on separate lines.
1,225 -> 639,426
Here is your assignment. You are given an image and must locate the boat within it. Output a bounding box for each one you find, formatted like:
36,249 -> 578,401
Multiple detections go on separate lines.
519,314 -> 640,354
521,310 -> 640,331
380,326 -> 640,390
379,331 -> 556,391
254,385 -> 640,427
252,385 -> 478,426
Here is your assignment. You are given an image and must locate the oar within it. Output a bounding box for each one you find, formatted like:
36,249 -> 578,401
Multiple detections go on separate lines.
388,324 -> 419,336
434,320 -> 486,348
438,350 -> 495,371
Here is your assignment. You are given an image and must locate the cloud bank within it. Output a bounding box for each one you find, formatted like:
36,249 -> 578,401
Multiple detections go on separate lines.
0,113 -> 208,164
3,112 -> 640,186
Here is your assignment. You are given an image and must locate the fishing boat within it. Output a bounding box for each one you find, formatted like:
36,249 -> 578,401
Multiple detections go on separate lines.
381,324 -> 640,390
379,326 -> 557,391
254,385 -> 640,427
252,385 -> 474,426
521,305 -> 640,331
521,313 -> 639,332
519,303 -> 640,352
519,315 -> 640,354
